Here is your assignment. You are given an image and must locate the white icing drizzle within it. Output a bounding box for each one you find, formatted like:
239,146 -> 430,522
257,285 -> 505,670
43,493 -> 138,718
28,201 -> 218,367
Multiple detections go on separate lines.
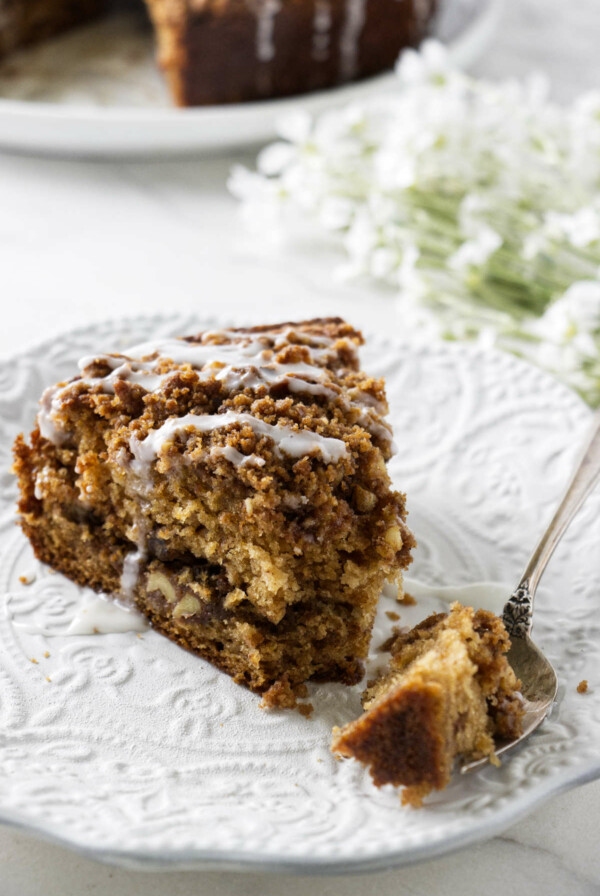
77,334 -> 344,403
129,411 -> 348,472
38,384 -> 71,446
36,330 -> 393,454
37,360 -> 173,445
355,409 -> 395,453
123,336 -> 269,366
413,0 -> 433,30
78,355 -> 174,394
339,0 -> 367,81
66,592 -> 149,635
117,516 -> 149,604
209,446 -> 266,468
246,0 -> 282,63
213,358 -> 334,397
351,389 -> 386,413
123,332 -> 351,370
272,326 -> 335,348
120,550 -> 143,602
286,376 -> 335,397
312,0 -> 333,62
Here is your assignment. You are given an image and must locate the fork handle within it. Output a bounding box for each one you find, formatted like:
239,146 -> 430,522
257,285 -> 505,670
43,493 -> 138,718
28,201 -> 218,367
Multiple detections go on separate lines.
503,407 -> 600,638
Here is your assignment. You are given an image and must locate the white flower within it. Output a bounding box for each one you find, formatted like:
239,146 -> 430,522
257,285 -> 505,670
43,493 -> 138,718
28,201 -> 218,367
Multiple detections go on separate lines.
536,282 -> 600,341
318,196 -> 355,231
277,109 -> 312,144
396,39 -> 451,86
448,227 -> 502,272
257,141 -> 297,176
522,229 -> 550,262
554,282 -> 600,334
396,245 -> 426,298
531,282 -> 600,383
458,194 -> 490,238
230,40 -> 600,404
544,208 -> 600,249
370,247 -> 398,280
227,165 -> 283,236
396,290 -> 443,341
343,209 -> 378,265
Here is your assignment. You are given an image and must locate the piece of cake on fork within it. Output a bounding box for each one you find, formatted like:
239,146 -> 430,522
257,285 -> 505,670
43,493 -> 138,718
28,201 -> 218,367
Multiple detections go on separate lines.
13,318 -> 415,704
332,602 -> 524,805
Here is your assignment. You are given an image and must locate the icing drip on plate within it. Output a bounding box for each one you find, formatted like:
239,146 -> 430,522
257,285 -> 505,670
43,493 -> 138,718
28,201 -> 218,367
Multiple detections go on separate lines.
66,592 -> 149,635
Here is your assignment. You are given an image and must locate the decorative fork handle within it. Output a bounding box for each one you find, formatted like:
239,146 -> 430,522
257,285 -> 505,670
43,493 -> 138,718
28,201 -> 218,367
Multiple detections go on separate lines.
503,408 -> 600,639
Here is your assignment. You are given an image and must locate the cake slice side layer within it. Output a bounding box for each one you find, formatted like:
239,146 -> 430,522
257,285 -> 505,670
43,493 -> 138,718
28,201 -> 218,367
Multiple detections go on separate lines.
14,318 -> 415,697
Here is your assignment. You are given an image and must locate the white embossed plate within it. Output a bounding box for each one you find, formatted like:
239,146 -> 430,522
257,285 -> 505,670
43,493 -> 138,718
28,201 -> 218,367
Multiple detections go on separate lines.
0,0 -> 499,157
0,314 -> 599,873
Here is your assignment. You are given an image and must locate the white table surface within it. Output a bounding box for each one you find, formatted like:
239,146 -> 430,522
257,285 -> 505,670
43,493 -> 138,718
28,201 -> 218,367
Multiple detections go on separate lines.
2,0 -> 600,893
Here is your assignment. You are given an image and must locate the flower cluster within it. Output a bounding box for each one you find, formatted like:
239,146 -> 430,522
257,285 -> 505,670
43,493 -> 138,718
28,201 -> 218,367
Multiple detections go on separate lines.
230,41 -> 600,405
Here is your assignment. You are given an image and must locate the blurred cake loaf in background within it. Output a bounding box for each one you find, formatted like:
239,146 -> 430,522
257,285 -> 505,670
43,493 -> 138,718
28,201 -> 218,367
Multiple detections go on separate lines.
0,0 -> 437,105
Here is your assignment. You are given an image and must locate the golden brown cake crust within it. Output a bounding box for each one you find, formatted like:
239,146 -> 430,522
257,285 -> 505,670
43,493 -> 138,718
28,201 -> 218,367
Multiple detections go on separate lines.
14,318 -> 414,700
334,684 -> 449,790
332,603 -> 524,805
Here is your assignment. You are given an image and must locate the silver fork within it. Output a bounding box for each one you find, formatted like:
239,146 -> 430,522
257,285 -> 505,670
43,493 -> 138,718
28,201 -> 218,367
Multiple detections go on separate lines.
462,408 -> 600,774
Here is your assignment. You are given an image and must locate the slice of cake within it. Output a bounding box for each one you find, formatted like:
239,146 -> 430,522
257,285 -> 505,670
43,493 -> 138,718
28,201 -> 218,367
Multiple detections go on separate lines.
13,318 -> 415,703
148,0 -> 438,106
332,603 -> 524,805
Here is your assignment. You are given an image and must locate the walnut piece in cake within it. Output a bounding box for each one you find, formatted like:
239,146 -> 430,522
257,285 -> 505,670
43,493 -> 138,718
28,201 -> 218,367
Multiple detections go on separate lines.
13,318 -> 415,702
332,602 -> 524,806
